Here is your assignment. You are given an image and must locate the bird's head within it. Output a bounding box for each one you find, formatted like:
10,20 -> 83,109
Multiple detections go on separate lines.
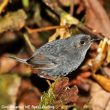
67,34 -> 101,52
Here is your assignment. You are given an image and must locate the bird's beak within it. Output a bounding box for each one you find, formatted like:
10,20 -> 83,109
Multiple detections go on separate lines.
91,36 -> 102,42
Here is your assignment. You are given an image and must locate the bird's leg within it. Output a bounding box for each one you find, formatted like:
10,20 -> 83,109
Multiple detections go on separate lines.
39,73 -> 56,81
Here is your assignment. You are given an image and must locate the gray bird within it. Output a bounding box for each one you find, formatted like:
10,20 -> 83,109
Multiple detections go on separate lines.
11,34 -> 99,79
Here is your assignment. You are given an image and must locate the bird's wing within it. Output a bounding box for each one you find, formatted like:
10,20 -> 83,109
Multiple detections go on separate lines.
27,54 -> 59,70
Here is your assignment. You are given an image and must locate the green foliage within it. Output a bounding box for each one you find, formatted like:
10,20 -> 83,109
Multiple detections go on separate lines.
39,82 -> 55,110
0,74 -> 21,106
22,0 -> 29,8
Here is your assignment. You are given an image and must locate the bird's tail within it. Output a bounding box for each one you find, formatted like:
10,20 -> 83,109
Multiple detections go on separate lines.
9,55 -> 27,64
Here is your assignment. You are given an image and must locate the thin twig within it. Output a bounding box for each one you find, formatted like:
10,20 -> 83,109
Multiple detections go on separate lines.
46,80 -> 52,87
70,0 -> 74,16
23,33 -> 35,53
26,25 -> 68,33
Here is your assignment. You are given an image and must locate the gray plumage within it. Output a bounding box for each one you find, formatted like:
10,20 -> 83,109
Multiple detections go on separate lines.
11,34 -> 98,78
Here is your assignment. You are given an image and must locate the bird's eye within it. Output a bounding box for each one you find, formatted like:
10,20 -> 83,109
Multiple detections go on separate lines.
80,40 -> 85,45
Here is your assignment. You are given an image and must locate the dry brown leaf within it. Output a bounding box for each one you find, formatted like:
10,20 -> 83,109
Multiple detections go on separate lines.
88,38 -> 110,92
89,81 -> 110,110
54,77 -> 69,94
92,73 -> 110,92
91,38 -> 108,73
0,0 -> 9,14
44,0 -> 79,42
83,0 -> 110,38
58,0 -> 71,6
17,79 -> 41,107
103,66 -> 110,77
0,9 -> 27,33
48,17 -> 72,42
12,63 -> 32,75
70,71 -> 91,92
53,77 -> 79,109
0,32 -> 16,44
106,44 -> 110,64
0,54 -> 17,74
